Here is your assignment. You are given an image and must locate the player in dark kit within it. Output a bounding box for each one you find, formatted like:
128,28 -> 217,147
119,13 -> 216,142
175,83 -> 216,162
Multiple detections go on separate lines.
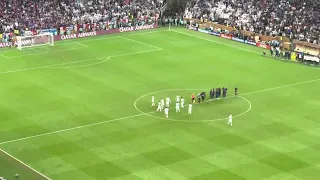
218,87 -> 222,98
212,88 -> 215,99
200,92 -> 206,102
197,93 -> 201,103
222,87 -> 228,97
215,88 -> 219,98
209,89 -> 213,99
235,87 -> 238,95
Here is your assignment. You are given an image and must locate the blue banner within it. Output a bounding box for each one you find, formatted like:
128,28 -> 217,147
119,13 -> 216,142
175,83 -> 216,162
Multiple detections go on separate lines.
38,28 -> 58,35
245,40 -> 256,46
210,32 -> 220,36
198,29 -> 209,34
67,26 -> 74,31
232,37 -> 244,43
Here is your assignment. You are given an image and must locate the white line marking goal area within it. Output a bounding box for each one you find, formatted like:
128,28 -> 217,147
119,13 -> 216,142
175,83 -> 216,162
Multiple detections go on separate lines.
0,42 -> 88,59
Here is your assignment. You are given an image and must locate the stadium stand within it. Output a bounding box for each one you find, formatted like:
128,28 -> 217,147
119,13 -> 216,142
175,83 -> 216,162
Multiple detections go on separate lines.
184,0 -> 320,44
0,0 -> 163,41
1,0 -> 319,44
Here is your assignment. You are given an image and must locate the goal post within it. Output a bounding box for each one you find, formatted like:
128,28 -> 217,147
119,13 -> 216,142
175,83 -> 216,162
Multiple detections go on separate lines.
16,33 -> 54,50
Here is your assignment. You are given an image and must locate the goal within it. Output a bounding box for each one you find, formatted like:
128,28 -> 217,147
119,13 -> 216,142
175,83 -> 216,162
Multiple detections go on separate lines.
16,33 -> 54,50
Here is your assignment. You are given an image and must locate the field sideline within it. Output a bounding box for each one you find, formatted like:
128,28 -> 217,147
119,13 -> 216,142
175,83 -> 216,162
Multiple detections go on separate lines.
0,27 -> 319,180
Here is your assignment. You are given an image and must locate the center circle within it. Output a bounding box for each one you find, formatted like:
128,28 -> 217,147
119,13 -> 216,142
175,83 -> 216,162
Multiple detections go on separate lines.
133,89 -> 252,122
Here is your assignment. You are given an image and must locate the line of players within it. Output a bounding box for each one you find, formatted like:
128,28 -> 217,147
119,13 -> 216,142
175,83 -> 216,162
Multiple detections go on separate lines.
194,87 -> 238,103
151,95 -> 192,118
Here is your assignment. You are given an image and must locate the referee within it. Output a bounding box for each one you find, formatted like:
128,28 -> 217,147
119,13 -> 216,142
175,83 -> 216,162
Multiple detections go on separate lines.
191,93 -> 195,103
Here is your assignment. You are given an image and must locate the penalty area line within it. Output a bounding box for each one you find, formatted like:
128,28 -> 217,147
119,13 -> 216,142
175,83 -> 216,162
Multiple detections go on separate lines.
0,49 -> 162,73
75,42 -> 89,48
47,49 -> 162,69
0,77 -> 318,145
49,57 -> 111,69
118,36 -> 163,50
0,53 -> 9,58
6,46 -> 85,59
0,148 -> 51,180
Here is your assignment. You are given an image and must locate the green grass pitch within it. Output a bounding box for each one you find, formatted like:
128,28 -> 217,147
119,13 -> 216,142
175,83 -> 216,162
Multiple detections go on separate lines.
0,27 -> 319,180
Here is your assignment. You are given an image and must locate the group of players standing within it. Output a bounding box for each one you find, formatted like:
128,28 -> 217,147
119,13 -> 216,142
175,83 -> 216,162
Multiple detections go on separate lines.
150,87 -> 238,125
194,87 -> 238,103
151,95 -> 192,118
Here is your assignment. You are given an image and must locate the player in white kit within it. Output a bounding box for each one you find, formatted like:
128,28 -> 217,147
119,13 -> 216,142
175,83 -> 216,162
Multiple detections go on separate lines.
175,101 -> 180,112
165,97 -> 171,107
176,94 -> 180,102
160,98 -> 164,109
151,95 -> 155,107
180,97 -> 185,108
188,103 -> 192,114
227,113 -> 232,126
164,107 -> 169,118
156,101 -> 162,111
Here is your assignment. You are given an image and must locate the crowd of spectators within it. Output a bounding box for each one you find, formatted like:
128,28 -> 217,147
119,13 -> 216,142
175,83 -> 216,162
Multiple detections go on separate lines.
184,0 -> 320,44
0,0 -> 163,40
2,0 -> 319,45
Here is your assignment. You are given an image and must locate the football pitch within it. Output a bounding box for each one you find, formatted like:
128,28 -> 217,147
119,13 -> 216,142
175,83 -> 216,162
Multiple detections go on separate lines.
0,27 -> 319,180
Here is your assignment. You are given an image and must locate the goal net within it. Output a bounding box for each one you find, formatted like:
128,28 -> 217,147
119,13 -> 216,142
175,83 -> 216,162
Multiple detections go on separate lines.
16,33 -> 54,50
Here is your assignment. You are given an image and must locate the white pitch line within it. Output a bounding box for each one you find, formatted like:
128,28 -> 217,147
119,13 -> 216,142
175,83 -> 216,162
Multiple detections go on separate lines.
0,113 -> 145,145
0,77 -> 319,146
133,88 -> 252,122
0,56 -> 106,75
49,49 -> 162,69
6,46 -> 85,59
0,53 -> 9,58
0,148 -> 51,180
240,78 -> 320,95
118,36 -> 163,50
170,29 -> 320,71
50,57 -> 111,69
0,48 -> 162,74
110,48 -> 162,58
75,42 -> 89,48
170,29 -> 260,55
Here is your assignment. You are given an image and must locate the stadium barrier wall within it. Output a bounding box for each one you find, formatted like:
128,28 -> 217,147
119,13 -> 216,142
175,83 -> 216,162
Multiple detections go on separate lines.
0,24 -> 158,48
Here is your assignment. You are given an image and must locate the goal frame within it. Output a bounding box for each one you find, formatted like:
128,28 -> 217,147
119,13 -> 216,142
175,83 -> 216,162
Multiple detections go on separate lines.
16,33 -> 54,50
